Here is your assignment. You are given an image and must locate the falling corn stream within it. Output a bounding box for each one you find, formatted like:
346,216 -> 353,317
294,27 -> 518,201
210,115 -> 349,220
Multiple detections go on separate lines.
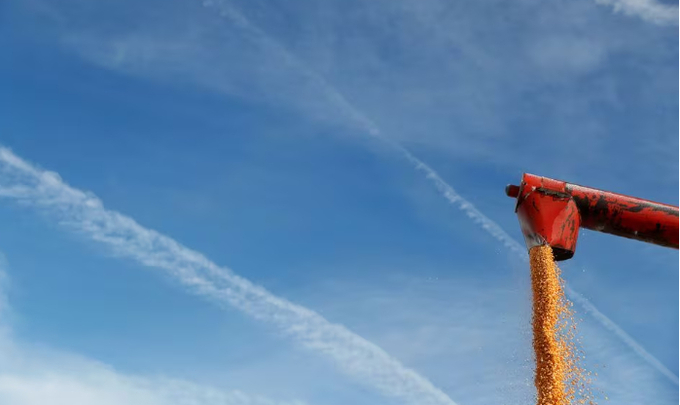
530,245 -> 595,405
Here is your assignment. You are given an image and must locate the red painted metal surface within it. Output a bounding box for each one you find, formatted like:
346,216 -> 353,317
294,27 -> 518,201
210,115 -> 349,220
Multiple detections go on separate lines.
506,173 -> 679,261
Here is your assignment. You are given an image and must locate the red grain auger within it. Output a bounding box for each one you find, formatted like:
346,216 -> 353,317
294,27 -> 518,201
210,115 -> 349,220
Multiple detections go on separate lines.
505,173 -> 679,261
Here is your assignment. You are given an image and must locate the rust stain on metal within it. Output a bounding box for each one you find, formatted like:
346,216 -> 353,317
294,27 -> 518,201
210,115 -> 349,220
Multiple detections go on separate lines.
507,173 -> 678,259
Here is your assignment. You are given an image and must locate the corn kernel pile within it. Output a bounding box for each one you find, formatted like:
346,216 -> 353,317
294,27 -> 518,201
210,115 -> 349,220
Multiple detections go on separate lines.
530,245 -> 594,405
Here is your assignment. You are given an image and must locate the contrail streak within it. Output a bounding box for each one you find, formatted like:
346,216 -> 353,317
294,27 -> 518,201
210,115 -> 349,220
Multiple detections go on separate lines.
0,147 -> 457,405
391,137 -> 680,387
201,1 -> 678,385
402,151 -> 680,386
388,139 -> 680,386
594,0 -> 678,26
565,286 -> 679,385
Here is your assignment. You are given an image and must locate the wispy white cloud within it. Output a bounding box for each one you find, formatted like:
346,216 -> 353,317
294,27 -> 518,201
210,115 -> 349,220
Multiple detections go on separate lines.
0,366 -> 305,405
0,256 -> 306,405
391,143 -> 680,386
594,0 -> 678,25
396,140 -> 678,386
413,156 -> 680,386
8,0 -> 675,392
295,274 -> 536,405
566,287 -> 679,385
21,0 -> 671,385
301,274 -> 677,404
191,3 -> 678,386
0,147 -> 457,405
27,0 -> 675,179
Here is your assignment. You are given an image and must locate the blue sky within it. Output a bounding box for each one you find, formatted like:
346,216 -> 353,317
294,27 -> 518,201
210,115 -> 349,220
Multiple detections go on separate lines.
0,0 -> 678,404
